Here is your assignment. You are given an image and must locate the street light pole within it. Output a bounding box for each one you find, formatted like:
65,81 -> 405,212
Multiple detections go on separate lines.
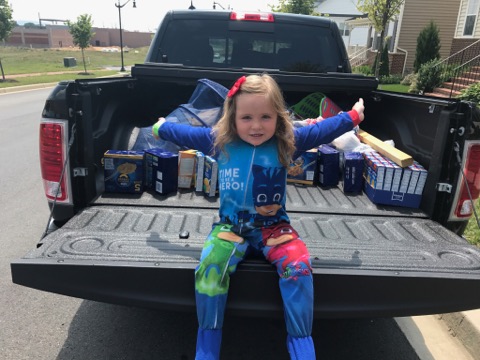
115,0 -> 136,72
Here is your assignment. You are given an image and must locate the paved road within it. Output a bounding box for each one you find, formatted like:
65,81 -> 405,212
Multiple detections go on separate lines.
0,87 -> 462,360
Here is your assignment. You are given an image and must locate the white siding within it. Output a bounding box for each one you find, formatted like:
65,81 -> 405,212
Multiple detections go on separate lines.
398,0 -> 461,71
315,0 -> 361,15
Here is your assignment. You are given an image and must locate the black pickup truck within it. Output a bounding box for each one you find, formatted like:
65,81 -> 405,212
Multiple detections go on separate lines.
11,9 -> 480,319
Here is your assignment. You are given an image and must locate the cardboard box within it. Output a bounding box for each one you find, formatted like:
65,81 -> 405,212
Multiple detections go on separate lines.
318,145 -> 339,187
104,150 -> 144,193
178,150 -> 197,188
287,149 -> 318,185
203,155 -> 218,197
195,151 -> 205,192
144,148 -> 178,195
342,152 -> 364,192
363,179 -> 422,208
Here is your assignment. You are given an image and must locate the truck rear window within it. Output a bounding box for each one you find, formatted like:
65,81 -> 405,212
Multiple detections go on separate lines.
158,18 -> 344,73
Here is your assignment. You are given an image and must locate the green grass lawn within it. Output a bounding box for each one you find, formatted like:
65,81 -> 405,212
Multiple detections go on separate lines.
0,46 -> 149,88
464,200 -> 480,246
0,46 -> 149,74
378,84 -> 410,92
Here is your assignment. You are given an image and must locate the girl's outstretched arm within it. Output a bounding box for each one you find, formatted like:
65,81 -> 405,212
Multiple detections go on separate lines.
152,117 -> 215,155
294,99 -> 365,152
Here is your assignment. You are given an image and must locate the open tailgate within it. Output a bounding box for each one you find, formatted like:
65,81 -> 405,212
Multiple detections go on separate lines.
11,187 -> 480,318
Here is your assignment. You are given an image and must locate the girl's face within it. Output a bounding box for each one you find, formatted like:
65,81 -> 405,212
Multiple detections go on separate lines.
234,93 -> 277,147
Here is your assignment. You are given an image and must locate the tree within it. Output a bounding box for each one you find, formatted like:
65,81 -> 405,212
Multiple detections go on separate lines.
413,20 -> 441,72
357,0 -> 405,77
0,0 -> 15,81
270,0 -> 316,15
67,14 -> 95,74
372,38 -> 391,77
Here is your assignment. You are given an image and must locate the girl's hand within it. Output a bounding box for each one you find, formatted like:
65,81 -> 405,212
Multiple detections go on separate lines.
352,98 -> 365,122
152,117 -> 166,139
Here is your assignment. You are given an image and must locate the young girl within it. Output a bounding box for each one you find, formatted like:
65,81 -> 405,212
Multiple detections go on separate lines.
152,74 -> 365,360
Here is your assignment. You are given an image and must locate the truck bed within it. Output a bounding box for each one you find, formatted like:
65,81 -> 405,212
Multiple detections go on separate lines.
11,185 -> 480,319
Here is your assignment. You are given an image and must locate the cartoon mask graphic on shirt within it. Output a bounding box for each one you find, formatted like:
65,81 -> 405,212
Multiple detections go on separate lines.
252,165 -> 285,217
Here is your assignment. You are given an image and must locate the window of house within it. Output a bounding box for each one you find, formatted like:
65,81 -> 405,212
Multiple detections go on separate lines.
463,0 -> 480,36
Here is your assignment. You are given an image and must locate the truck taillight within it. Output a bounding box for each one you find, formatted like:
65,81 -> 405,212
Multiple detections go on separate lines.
451,141 -> 480,219
230,12 -> 274,22
39,119 -> 71,204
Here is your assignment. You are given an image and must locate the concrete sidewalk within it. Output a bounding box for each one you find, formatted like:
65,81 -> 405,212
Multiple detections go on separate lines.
439,309 -> 480,359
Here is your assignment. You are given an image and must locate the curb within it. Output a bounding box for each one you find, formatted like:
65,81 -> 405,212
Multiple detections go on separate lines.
439,310 -> 480,360
0,82 -> 57,94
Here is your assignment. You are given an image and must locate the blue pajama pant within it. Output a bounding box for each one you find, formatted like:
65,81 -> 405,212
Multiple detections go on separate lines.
195,223 -> 314,359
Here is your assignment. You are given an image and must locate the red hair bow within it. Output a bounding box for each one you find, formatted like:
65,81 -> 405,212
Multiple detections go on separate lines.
227,76 -> 246,98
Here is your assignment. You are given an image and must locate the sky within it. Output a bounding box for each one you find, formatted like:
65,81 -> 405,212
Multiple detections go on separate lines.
9,0 -> 279,33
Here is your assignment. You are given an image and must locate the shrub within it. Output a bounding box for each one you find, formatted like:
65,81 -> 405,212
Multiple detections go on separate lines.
414,21 -> 441,72
457,82 -> 480,104
352,65 -> 373,76
401,72 -> 417,86
378,42 -> 390,77
379,74 -> 402,84
411,59 -> 442,93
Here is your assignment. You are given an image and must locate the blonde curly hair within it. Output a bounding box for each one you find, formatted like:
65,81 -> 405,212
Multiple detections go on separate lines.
212,74 -> 295,168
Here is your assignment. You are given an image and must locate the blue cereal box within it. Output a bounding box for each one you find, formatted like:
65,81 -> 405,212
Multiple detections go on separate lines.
144,148 -> 178,195
317,145 -> 339,187
203,155 -> 218,197
342,152 -> 364,192
104,150 -> 144,193
287,149 -> 318,185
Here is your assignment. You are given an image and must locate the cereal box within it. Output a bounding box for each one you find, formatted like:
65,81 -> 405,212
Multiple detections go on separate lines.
203,155 -> 218,197
195,151 -> 206,192
144,148 -> 178,195
178,149 -> 197,188
104,150 -> 144,193
287,149 -> 318,185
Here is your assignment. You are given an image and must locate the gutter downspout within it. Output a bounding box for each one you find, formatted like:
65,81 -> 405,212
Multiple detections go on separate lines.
397,47 -> 408,76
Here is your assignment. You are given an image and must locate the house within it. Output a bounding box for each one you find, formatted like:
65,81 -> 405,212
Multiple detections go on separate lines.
314,0 -> 367,51
450,0 -> 480,60
344,0 -> 463,75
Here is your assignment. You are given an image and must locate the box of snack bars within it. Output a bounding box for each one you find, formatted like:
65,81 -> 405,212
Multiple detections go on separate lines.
144,148 -> 178,195
178,149 -> 197,188
317,145 -> 339,187
104,150 -> 144,193
363,154 -> 426,208
203,155 -> 218,197
287,149 -> 318,185
363,152 -> 386,190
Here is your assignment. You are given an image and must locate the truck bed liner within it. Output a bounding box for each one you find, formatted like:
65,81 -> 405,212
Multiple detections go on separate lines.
94,185 -> 427,217
12,186 -> 480,318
